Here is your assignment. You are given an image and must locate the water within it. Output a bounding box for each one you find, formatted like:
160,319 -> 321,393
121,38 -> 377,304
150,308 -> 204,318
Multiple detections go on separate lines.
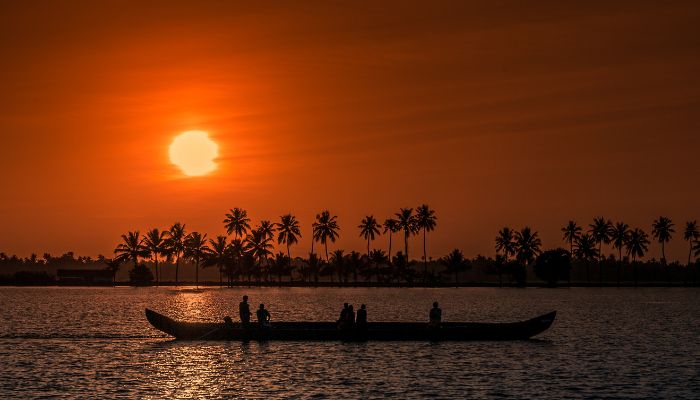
0,287 -> 698,399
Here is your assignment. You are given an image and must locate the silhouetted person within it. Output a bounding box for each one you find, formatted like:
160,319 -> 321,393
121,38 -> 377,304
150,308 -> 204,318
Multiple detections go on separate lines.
347,305 -> 355,324
256,303 -> 271,328
429,301 -> 442,327
338,303 -> 349,323
239,295 -> 251,324
356,304 -> 367,326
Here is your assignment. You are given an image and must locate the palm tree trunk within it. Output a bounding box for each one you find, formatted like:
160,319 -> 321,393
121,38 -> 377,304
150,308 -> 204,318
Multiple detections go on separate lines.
175,256 -> 180,286
423,228 -> 428,283
367,238 -> 370,258
287,243 -> 292,282
388,233 -> 392,261
617,248 -> 622,287
195,259 -> 199,288
404,231 -> 409,261
661,242 -> 666,265
688,241 -> 693,267
154,257 -> 159,286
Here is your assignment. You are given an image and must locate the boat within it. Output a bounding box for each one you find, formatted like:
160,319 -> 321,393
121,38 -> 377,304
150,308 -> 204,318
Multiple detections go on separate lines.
145,308 -> 556,341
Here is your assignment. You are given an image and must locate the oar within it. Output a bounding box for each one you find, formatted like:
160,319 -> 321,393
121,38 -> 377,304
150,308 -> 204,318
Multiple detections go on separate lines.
197,316 -> 236,340
197,326 -> 223,340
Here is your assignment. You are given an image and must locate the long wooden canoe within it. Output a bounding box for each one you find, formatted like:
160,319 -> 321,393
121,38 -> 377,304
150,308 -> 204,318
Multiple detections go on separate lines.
145,309 -> 556,341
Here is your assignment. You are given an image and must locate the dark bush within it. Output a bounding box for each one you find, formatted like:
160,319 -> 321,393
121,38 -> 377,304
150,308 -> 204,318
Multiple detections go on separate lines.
534,248 -> 571,287
129,264 -> 154,286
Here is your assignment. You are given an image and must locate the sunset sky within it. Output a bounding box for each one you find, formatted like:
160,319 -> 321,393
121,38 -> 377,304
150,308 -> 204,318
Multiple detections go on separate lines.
1,1 -> 699,261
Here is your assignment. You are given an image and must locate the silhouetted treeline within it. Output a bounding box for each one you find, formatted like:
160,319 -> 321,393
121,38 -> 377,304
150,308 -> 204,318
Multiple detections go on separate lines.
2,211 -> 699,287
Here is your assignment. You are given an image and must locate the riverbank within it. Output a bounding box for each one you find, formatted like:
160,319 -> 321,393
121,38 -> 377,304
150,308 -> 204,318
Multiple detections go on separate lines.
1,280 -> 698,288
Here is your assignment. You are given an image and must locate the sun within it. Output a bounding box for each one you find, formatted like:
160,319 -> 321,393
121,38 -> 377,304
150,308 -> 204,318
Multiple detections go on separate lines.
169,131 -> 219,176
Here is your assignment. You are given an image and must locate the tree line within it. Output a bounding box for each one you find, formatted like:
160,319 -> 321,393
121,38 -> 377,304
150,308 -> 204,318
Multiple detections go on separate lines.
112,205 -> 439,285
495,217 -> 700,286
2,209 -> 699,286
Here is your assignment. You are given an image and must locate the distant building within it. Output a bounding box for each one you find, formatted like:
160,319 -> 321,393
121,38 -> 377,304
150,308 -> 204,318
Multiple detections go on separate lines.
57,269 -> 113,285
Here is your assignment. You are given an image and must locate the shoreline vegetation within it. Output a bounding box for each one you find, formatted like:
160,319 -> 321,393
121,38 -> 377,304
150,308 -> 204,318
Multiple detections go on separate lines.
2,207 -> 700,287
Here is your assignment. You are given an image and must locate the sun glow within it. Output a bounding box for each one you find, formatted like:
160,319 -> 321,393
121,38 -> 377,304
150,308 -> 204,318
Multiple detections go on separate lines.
169,131 -> 219,176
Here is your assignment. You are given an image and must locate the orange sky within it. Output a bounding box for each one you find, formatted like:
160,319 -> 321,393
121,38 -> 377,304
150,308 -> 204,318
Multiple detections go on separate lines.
1,1 -> 699,261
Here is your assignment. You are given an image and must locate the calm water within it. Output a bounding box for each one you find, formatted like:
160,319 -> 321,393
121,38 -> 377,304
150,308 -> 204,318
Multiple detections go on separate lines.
0,287 -> 698,399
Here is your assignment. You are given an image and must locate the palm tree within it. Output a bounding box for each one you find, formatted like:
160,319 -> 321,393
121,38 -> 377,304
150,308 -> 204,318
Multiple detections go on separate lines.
610,222 -> 630,286
330,249 -> 345,283
114,231 -> 149,270
610,223 -> 630,263
495,227 -> 515,261
143,228 -> 168,285
589,217 -> 612,286
306,253 -> 322,285
359,215 -> 381,258
651,216 -> 675,263
514,227 -> 542,266
589,217 -> 612,262
228,238 -> 245,283
245,228 -> 274,281
574,234 -> 598,284
440,249 -> 469,286
204,235 -> 232,286
312,210 -> 340,262
167,222 -> 187,286
276,214 -> 301,278
369,249 -> 389,283
184,232 -> 208,288
626,228 -> 650,286
104,258 -> 121,285
223,207 -> 251,239
651,216 -> 674,265
383,218 -> 399,259
561,221 -> 582,255
270,252 -> 291,284
346,251 -> 363,283
415,204 -> 437,283
395,208 -> 417,261
683,221 -> 699,266
259,220 -> 276,241
276,214 -> 301,260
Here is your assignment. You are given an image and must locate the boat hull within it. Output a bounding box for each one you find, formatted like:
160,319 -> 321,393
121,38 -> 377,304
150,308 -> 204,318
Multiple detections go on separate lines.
145,309 -> 556,341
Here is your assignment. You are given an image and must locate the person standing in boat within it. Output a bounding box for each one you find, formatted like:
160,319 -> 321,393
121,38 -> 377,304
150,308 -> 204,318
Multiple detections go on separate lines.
239,295 -> 251,324
346,305 -> 356,324
356,304 -> 367,327
429,302 -> 442,327
338,303 -> 349,324
256,303 -> 271,328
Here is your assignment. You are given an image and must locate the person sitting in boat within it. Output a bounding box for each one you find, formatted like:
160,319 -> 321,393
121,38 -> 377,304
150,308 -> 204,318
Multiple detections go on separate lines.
239,295 -> 251,324
429,302 -> 442,327
256,303 -> 271,328
356,304 -> 367,327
